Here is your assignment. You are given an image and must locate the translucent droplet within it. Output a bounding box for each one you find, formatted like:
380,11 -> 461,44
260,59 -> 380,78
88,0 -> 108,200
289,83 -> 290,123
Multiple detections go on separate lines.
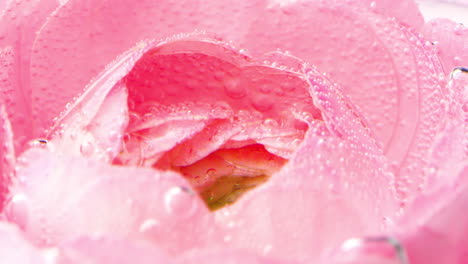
164,186 -> 197,218
80,141 -> 94,156
333,236 -> 409,264
139,218 -> 159,234
5,193 -> 29,230
224,77 -> 246,99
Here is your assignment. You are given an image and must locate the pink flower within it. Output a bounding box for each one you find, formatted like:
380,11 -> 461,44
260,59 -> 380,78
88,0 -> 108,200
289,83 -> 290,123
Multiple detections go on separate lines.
0,0 -> 466,263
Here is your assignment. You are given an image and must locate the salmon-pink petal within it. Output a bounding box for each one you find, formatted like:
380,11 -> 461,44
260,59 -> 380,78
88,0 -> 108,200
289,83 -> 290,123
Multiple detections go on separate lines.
119,37 -> 315,167
0,221 -> 46,263
6,148 -> 218,254
55,237 -> 173,264
422,19 -> 468,74
0,103 -> 15,210
213,71 -> 397,262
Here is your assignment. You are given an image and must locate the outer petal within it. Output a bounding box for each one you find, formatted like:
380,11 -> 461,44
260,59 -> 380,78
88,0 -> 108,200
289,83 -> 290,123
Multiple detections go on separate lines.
0,221 -> 46,263
177,248 -> 300,264
213,68 -> 398,262
55,237 -> 174,264
29,0 -> 262,135
240,1 -> 449,202
0,46 -> 31,153
0,103 -> 15,210
5,148 -> 218,254
398,162 -> 468,264
0,0 -> 62,150
422,19 -> 468,74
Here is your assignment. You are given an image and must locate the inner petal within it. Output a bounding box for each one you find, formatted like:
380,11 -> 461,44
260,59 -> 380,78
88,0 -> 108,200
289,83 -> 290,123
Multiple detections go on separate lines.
115,38 -> 322,209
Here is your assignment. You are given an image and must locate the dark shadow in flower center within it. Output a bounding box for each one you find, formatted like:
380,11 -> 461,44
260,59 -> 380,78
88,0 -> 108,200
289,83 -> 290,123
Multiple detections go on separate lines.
160,144 -> 286,210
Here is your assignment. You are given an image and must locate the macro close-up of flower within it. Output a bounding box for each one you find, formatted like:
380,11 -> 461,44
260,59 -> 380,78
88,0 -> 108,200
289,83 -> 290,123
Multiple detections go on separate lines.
0,0 -> 467,263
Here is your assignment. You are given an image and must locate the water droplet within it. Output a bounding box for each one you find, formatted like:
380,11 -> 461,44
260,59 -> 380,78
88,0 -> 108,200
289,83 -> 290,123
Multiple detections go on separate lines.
252,96 -> 274,112
164,186 -> 197,218
139,218 -> 159,233
263,118 -> 278,127
206,168 -> 217,176
5,193 -> 29,230
80,141 -> 94,156
224,77 -> 246,99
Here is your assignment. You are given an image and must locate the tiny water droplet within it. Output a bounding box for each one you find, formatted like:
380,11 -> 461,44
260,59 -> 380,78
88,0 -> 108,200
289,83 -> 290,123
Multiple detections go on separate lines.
224,77 -> 246,99
206,168 -> 217,176
139,218 -> 159,234
80,141 -> 94,156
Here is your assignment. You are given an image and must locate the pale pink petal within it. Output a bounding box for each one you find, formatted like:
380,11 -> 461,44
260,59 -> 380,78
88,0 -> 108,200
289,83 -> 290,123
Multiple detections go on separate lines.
241,1 -> 449,203
212,69 -> 398,262
28,0 -> 423,137
177,248 -> 300,264
55,237 -> 173,264
29,0 -> 263,135
0,46 -> 32,153
348,0 -> 424,28
45,42 -> 154,161
6,148 -> 218,254
0,221 -> 46,263
422,19 -> 468,74
0,0 -> 62,148
0,103 -> 15,209
422,68 -> 467,192
397,162 -> 468,264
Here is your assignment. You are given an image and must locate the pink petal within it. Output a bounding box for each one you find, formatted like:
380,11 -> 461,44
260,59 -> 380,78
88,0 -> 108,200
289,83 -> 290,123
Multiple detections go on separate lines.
0,103 -> 15,210
241,1 -> 449,203
397,162 -> 468,264
177,248 -> 300,264
28,0 -> 262,135
355,0 -> 424,28
422,19 -> 468,74
0,221 -> 46,263
6,148 -> 218,254
27,0 -> 423,137
0,46 -> 32,153
0,0 -> 62,149
117,37 -> 315,166
45,42 -> 153,161
212,68 -> 398,262
55,237 -> 173,264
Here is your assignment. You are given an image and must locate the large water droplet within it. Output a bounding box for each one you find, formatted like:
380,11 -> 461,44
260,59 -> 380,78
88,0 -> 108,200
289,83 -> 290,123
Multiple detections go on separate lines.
164,186 -> 196,218
5,193 -> 29,230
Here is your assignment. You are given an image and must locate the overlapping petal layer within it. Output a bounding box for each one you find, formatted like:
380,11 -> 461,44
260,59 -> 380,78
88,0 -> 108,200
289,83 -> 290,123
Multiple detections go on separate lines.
6,148 -> 218,254
0,103 -> 15,209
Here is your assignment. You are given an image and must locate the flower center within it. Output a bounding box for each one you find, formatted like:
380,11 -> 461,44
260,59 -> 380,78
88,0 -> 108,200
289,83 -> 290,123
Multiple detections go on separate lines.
113,38 -> 321,210
157,144 -> 286,210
